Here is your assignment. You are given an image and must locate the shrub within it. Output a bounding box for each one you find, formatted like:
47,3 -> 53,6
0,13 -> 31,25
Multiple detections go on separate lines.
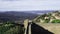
44,19 -> 50,23
51,19 -> 60,23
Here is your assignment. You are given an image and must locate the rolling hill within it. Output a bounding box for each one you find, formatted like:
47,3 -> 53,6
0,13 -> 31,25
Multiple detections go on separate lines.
33,11 -> 60,23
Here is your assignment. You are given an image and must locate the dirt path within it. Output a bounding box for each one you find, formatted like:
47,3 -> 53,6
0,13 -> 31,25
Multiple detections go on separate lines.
36,23 -> 60,34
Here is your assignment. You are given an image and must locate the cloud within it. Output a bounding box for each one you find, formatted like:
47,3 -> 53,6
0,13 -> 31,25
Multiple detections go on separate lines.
0,0 -> 20,1
0,0 -> 60,11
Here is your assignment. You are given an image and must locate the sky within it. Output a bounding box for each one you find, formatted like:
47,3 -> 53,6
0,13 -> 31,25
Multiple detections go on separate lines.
0,0 -> 60,11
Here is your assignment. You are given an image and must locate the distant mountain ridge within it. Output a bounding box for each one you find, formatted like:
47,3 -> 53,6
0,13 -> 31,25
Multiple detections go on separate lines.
0,11 -> 38,22
24,10 -> 55,15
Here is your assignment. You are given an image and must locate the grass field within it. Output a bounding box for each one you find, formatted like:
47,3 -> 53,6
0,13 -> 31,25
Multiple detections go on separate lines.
36,23 -> 60,34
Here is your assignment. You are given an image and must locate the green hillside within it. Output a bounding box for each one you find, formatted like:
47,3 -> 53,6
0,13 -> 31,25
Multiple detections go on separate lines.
33,11 -> 60,23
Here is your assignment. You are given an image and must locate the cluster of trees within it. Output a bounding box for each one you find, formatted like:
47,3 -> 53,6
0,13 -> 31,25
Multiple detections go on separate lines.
0,22 -> 25,34
35,14 -> 51,23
